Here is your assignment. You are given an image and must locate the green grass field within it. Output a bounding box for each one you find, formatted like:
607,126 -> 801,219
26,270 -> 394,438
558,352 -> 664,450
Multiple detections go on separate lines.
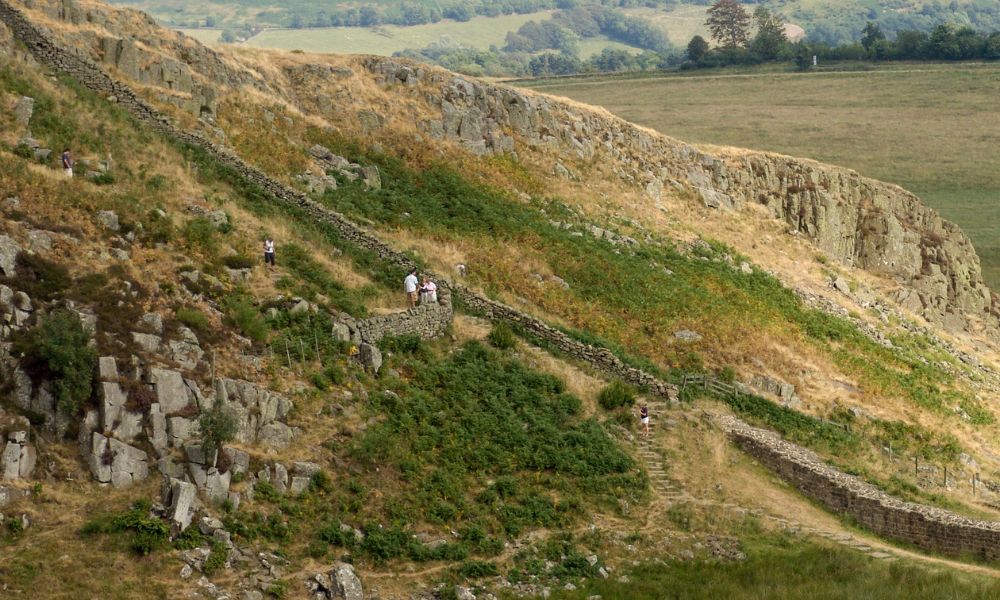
521,63 -> 1000,289
238,12 -> 554,55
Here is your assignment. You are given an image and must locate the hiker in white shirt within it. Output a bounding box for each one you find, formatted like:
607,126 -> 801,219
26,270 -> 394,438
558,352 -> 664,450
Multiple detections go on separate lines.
263,237 -> 276,267
403,269 -> 419,307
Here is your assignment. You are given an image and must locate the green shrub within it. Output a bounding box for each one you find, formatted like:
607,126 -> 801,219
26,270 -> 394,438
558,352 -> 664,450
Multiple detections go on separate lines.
90,171 -> 115,185
224,297 -> 268,343
202,541 -> 228,575
222,254 -> 255,269
82,499 -> 169,555
379,333 -> 422,354
143,209 -> 174,244
172,525 -> 207,550
176,307 -> 210,333
318,520 -> 358,549
265,580 -> 289,599
146,174 -> 168,191
14,309 -> 96,415
183,217 -> 217,253
598,380 -> 636,410
13,143 -> 34,160
487,322 -> 517,350
199,398 -> 237,461
457,560 -> 499,579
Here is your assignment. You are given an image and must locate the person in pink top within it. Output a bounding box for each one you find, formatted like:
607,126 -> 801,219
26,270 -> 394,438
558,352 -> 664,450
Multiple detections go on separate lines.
419,276 -> 437,305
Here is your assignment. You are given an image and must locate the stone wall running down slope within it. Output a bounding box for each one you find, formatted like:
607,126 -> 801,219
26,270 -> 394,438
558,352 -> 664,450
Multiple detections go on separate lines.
721,416 -> 1000,559
6,0 -> 995,335
6,0 -> 1000,560
0,0 -> 678,401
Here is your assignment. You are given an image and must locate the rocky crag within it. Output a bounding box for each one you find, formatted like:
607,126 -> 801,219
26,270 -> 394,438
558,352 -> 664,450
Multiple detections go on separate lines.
5,0 -> 993,334
5,0 -> 1000,586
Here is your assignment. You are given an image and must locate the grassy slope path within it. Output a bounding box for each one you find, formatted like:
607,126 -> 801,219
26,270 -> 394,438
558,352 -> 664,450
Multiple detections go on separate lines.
520,63 -> 1000,289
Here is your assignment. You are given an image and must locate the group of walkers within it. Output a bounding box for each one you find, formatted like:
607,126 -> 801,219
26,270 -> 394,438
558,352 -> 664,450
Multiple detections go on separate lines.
403,268 -> 437,307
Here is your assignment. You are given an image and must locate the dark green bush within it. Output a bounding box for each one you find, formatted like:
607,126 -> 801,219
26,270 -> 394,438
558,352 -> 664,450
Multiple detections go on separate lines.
81,499 -> 169,555
176,307 -> 210,333
199,398 -> 237,462
90,171 -> 115,185
222,254 -> 255,269
487,321 -> 517,350
14,309 -> 96,415
202,541 -> 228,574
457,560 -> 499,579
224,297 -> 268,343
12,143 -> 34,160
379,333 -> 422,354
183,217 -> 217,253
598,380 -> 636,410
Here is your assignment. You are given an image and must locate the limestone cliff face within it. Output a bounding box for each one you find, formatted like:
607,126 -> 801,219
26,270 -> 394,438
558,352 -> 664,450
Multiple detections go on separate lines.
359,59 -> 995,332
6,0 -> 996,333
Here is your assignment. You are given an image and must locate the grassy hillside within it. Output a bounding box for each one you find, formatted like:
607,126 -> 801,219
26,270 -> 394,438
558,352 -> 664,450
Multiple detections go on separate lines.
9,1 -> 1000,596
520,63 -> 1000,289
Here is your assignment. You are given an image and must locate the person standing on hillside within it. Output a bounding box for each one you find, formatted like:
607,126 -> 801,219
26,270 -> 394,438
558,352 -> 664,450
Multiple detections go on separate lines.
263,236 -> 276,268
419,276 -> 438,305
61,148 -> 73,178
639,404 -> 650,437
403,269 -> 419,307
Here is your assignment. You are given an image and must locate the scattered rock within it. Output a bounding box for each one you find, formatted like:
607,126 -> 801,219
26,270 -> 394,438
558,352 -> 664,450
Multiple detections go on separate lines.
673,330 -> 703,342
358,342 -> 382,374
13,96 -> 33,129
832,277 -> 851,294
0,235 -> 22,276
96,210 -> 120,231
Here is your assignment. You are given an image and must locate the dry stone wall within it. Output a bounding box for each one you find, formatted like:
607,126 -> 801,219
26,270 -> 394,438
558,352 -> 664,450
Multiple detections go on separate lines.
5,1 -> 1000,557
350,287 -> 453,344
0,0 -> 678,400
720,416 -> 1000,559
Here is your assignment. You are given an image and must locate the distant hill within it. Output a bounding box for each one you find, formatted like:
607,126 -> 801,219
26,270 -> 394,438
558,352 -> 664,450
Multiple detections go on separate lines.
111,0 -> 1000,47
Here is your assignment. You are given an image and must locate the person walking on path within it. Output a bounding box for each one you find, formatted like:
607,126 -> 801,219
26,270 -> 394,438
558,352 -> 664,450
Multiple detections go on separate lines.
263,237 -> 276,268
639,404 -> 650,437
419,276 -> 438,305
61,148 -> 73,178
404,269 -> 419,308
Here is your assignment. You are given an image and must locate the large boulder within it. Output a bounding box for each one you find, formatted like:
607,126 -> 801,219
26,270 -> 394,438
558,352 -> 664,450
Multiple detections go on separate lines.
167,477 -> 197,531
330,562 -> 363,600
358,343 -> 382,374
0,235 -> 21,277
13,96 -> 33,130
147,368 -> 191,414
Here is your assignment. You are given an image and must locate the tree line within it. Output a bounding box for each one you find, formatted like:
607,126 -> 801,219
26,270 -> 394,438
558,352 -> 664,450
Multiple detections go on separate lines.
686,0 -> 1000,70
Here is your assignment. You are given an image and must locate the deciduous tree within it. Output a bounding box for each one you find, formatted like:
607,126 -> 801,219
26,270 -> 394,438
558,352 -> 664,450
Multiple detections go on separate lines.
706,0 -> 750,49
687,35 -> 709,62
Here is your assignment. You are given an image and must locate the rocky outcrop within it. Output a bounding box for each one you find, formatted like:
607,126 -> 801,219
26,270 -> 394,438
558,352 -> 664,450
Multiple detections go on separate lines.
362,58 -> 995,333
1,431 -> 35,480
214,378 -> 294,448
307,562 -> 364,600
81,356 -> 294,493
